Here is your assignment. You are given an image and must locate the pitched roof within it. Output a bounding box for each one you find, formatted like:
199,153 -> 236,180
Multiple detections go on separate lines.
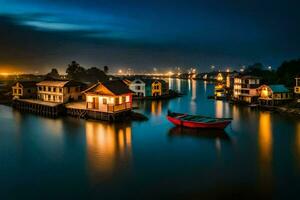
37,80 -> 84,87
15,81 -> 37,88
83,80 -> 133,95
269,84 -> 289,93
102,80 -> 133,95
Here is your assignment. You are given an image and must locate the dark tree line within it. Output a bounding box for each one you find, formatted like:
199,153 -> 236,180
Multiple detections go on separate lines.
66,61 -> 108,83
244,59 -> 300,87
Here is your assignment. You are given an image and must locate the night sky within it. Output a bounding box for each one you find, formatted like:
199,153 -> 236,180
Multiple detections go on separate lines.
0,0 -> 300,74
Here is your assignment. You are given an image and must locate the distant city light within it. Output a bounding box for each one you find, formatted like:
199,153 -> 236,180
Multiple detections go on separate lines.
118,69 -> 123,74
268,66 -> 272,70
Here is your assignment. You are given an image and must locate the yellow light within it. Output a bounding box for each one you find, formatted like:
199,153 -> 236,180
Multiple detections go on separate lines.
0,73 -> 9,76
118,70 -> 123,74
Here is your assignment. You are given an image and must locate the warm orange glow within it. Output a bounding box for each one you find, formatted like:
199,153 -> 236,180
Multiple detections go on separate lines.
216,73 -> 223,82
261,87 -> 270,98
151,100 -> 162,116
259,112 -> 272,163
85,121 -> 132,181
215,100 -> 223,118
0,65 -> 24,75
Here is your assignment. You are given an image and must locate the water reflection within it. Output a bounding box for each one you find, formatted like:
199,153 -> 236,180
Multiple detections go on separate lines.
151,101 -> 162,116
258,112 -> 273,188
191,79 -> 197,101
85,121 -> 132,181
215,101 -> 223,118
168,127 -> 230,140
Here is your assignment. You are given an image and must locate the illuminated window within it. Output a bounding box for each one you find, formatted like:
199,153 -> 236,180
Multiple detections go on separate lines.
103,98 -> 107,104
126,96 -> 130,102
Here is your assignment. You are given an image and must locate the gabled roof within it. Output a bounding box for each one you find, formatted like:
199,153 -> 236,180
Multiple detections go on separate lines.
83,80 -> 133,96
15,81 -> 37,88
269,84 -> 289,93
37,80 -> 84,87
131,79 -> 145,84
143,79 -> 167,85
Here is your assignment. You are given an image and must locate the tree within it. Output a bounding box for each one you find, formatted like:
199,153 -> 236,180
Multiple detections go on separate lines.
66,61 -> 86,81
104,66 -> 109,74
277,59 -> 300,87
86,67 -> 108,83
46,68 -> 60,80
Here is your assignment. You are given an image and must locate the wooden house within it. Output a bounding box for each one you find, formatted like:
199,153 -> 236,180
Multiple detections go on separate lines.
145,79 -> 168,97
37,80 -> 85,103
83,80 -> 133,113
129,79 -> 146,97
12,81 -> 37,99
233,75 -> 260,103
257,84 -> 292,106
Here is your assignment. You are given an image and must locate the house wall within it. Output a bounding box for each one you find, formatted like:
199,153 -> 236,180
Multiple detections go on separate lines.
86,94 -> 132,113
152,81 -> 162,96
37,85 -> 81,103
129,80 -> 145,97
12,82 -> 36,99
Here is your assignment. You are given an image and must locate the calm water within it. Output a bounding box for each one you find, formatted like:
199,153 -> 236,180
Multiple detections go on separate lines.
1,79 -> 300,199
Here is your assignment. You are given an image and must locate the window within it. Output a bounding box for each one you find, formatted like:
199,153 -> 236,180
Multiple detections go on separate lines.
103,98 -> 107,104
48,87 -> 51,92
67,87 -> 70,93
136,86 -> 141,90
14,89 -> 17,94
39,86 -> 42,91
115,97 -> 119,105
126,96 -> 130,102
18,89 -> 21,94
43,86 -> 46,91
48,95 -> 51,100
122,96 -> 126,103
59,88 -> 63,93
59,96 -> 62,101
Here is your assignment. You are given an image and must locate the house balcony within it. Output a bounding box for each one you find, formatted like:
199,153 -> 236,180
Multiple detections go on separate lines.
86,102 -> 132,113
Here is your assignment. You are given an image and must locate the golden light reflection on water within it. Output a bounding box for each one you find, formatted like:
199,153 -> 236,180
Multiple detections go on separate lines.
151,101 -> 162,116
85,121 -> 132,181
215,101 -> 223,118
258,112 -> 273,187
191,79 -> 196,100
176,78 -> 181,92
203,81 -> 207,92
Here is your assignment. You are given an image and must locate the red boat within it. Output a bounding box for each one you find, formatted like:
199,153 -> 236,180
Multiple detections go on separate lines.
167,111 -> 232,129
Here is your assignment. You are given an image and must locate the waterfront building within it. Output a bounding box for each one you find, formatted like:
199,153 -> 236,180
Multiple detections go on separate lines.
12,81 -> 37,99
295,77 -> 300,103
145,79 -> 168,97
129,79 -> 146,97
257,84 -> 292,106
83,80 -> 133,113
37,80 -> 84,103
216,73 -> 224,82
214,84 -> 226,99
233,76 -> 260,103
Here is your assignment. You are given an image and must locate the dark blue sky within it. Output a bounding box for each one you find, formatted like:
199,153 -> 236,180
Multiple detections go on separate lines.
0,0 -> 300,73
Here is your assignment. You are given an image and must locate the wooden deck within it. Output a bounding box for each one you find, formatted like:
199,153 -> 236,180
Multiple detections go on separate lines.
65,101 -> 132,121
12,99 -> 64,117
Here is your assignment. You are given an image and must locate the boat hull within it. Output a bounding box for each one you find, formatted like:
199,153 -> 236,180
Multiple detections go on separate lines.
167,116 -> 231,129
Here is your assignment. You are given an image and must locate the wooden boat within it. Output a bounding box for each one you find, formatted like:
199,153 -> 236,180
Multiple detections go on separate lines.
167,110 -> 232,129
